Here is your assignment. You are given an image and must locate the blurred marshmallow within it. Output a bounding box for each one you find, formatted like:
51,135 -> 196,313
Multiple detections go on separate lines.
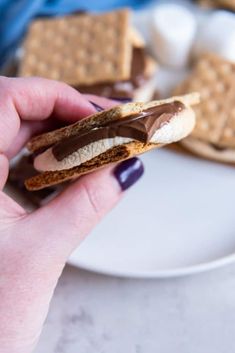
194,11 -> 235,62
151,4 -> 197,68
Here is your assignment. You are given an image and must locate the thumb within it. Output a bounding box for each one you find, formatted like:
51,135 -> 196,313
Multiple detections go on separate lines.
25,157 -> 144,262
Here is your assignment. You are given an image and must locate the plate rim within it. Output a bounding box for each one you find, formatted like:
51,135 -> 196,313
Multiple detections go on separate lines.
67,252 -> 235,278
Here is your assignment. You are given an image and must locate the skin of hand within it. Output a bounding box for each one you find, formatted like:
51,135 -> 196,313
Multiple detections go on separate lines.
0,77 -> 144,353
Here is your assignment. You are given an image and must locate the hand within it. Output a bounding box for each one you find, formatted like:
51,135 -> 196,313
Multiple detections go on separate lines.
0,77 -> 144,353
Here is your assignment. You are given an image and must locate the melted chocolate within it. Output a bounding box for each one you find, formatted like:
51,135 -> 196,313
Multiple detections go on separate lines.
52,101 -> 184,161
75,48 -> 149,99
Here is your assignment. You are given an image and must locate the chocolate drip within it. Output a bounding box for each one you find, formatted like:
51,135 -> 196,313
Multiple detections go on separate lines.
52,101 -> 184,161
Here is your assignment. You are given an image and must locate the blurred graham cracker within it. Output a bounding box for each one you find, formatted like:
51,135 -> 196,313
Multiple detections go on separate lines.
217,0 -> 235,10
19,9 -> 132,86
174,53 -> 235,148
199,0 -> 235,10
198,0 -> 216,8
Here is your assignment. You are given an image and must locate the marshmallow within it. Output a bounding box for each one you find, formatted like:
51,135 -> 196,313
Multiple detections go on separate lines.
34,137 -> 132,172
194,11 -> 235,62
151,4 -> 197,68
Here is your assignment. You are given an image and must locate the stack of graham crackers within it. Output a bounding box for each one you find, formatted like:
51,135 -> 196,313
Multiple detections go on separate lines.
19,9 -> 157,101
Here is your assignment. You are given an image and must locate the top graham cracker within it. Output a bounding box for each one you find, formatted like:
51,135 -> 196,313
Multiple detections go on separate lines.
174,53 -> 235,148
19,9 -> 132,86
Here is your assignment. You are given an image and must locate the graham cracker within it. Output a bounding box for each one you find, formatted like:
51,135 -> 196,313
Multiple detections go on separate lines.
217,0 -> 235,10
198,0 -> 216,8
174,53 -> 235,148
25,93 -> 198,190
198,0 -> 235,10
19,9 -> 132,86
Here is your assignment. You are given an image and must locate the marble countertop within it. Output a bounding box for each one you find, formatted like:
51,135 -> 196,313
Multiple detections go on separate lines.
35,264 -> 235,353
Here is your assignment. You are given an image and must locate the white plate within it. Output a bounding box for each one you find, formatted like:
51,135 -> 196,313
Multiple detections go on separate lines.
68,148 -> 235,278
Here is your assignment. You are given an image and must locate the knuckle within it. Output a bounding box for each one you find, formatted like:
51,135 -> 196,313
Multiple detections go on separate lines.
80,180 -> 101,219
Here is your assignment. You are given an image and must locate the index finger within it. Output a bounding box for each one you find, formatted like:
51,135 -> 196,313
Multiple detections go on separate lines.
0,76 -> 96,152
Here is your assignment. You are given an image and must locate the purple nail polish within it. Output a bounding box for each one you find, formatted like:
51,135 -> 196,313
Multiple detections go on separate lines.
111,97 -> 133,103
114,157 -> 144,191
89,101 -> 104,112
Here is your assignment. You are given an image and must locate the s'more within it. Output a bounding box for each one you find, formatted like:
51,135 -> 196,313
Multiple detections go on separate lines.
25,93 -> 199,190
19,9 -> 157,101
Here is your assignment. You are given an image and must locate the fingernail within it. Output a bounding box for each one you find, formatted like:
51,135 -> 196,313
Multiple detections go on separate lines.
113,157 -> 144,191
111,97 -> 133,103
89,101 -> 104,112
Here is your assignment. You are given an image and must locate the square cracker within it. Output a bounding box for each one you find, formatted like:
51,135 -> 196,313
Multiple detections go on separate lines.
217,0 -> 235,10
174,53 -> 235,147
19,9 -> 132,86
198,0 -> 235,10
